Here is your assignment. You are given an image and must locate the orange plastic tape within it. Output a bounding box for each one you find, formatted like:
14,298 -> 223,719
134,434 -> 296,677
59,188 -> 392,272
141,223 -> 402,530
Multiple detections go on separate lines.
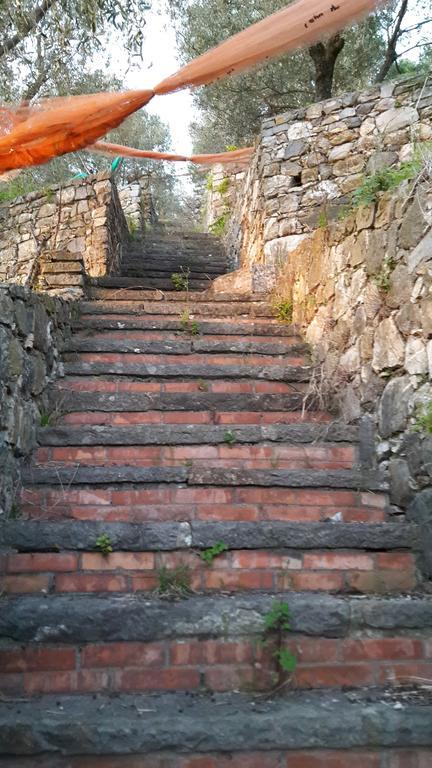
92,141 -> 254,164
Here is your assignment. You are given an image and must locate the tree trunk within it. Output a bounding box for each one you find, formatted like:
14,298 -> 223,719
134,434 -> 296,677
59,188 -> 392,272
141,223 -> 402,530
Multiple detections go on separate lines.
309,33 -> 345,101
375,0 -> 409,83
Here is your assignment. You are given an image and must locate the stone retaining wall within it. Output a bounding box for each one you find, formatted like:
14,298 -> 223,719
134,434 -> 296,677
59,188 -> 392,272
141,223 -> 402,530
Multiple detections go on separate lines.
118,178 -> 158,237
207,75 -> 432,510
0,173 -> 128,298
0,284 -> 74,515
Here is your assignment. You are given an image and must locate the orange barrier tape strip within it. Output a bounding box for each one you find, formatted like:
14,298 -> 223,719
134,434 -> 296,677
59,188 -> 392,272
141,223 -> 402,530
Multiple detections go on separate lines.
92,141 -> 254,164
154,0 -> 380,93
0,0 -> 380,172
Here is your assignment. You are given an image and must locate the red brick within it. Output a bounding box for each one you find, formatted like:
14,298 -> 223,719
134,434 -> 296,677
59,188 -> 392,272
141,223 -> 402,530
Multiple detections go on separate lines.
23,671 -> 77,694
211,381 -> 253,393
295,664 -> 373,688
173,487 -> 233,504
170,640 -> 253,666
204,570 -> 274,591
51,447 -> 106,462
347,570 -> 416,593
130,574 -> 159,591
232,551 -> 301,569
113,667 -> 200,691
0,574 -> 51,593
204,665 -> 257,691
111,488 -> 171,505
197,504 -> 259,521
55,573 -> 128,592
376,553 -> 415,570
302,553 -> 374,571
164,411 -> 212,424
293,638 -> 340,663
7,552 -> 78,573
81,552 -> 155,570
81,642 -> 164,668
285,752 -> 380,767
0,647 -> 76,672
342,637 -> 423,662
290,572 -> 344,591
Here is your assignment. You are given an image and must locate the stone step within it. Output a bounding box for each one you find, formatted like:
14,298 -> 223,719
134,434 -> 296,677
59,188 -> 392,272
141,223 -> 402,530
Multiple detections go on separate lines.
84,296 -> 274,314
76,315 -> 299,335
21,484 -> 387,523
62,361 -> 312,381
37,422 -> 357,447
92,277 -> 215,289
0,521 -> 418,597
22,465 -> 386,492
65,336 -> 309,357
1,593 -> 430,696
51,388 -> 312,414
120,258 -> 226,269
0,689 -> 431,757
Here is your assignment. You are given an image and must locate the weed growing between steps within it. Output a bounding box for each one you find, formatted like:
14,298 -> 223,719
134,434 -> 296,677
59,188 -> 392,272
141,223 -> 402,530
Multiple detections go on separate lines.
200,541 -> 228,566
94,534 -> 113,557
262,601 -> 297,691
171,266 -> 190,292
272,299 -> 293,323
157,564 -> 192,597
179,310 -> 200,336
223,430 -> 237,446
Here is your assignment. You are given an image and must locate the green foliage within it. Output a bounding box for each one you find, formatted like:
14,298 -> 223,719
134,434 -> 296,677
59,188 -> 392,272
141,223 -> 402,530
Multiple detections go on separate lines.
95,533 -> 113,557
352,161 -> 420,208
179,310 -> 200,336
197,379 -> 209,391
317,209 -> 328,229
126,215 -> 139,238
8,503 -> 21,519
414,402 -> 432,435
225,145 -> 239,152
373,256 -> 395,292
209,214 -> 228,236
0,177 -> 37,204
263,600 -> 292,633
205,174 -> 214,192
273,299 -> 293,323
216,177 -> 230,194
200,541 -> 228,565
157,564 -> 192,596
171,266 -> 190,292
262,601 -> 297,686
223,430 -> 237,446
39,410 -> 51,427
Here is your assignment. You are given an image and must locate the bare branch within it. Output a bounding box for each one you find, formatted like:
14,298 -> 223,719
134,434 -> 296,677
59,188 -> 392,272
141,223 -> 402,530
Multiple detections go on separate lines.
376,0 -> 409,83
0,0 -> 57,60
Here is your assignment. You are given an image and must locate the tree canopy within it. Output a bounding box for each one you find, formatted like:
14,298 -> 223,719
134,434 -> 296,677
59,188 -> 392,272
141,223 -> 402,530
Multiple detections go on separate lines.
169,0 -> 432,152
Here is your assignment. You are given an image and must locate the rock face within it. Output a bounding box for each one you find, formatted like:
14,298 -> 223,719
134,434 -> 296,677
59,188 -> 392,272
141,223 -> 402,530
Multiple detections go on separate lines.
0,284 -> 73,515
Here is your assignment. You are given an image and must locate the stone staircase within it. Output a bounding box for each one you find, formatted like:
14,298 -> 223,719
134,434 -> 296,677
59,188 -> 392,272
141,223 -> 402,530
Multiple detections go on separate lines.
91,226 -> 227,293
1,251 -> 432,764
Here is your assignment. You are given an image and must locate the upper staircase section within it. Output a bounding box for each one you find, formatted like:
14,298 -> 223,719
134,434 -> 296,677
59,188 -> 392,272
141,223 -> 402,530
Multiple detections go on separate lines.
91,225 -> 228,294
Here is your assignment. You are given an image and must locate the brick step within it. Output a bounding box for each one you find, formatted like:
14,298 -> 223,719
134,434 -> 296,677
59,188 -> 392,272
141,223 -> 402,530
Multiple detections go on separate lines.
58,410 -> 334,426
0,527 -> 419,596
1,593 -> 430,696
20,484 -> 388,523
34,444 -> 356,471
76,315 -> 299,335
0,689 -> 431,758
3,750 -> 432,768
119,261 -> 226,272
83,291 -> 267,304
83,297 -> 274,314
65,336 -> 309,357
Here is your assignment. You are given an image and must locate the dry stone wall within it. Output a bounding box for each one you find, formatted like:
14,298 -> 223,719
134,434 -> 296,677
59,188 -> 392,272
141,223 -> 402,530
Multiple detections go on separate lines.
0,173 -> 128,298
206,74 -> 432,510
209,74 -> 432,291
0,284 -> 75,515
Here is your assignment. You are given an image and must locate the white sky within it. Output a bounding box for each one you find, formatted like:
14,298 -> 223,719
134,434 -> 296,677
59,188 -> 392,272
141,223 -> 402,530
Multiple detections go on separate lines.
108,6 -> 195,155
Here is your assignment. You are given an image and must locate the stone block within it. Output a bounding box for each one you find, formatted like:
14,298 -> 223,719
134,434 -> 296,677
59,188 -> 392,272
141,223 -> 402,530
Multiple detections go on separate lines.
379,376 -> 413,437
372,317 -> 405,372
376,106 -> 419,134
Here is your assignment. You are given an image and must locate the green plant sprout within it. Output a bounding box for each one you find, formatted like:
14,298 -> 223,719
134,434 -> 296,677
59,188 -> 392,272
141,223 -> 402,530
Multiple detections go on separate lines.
262,601 -> 297,689
95,533 -> 113,557
200,541 -> 228,566
157,564 -> 192,596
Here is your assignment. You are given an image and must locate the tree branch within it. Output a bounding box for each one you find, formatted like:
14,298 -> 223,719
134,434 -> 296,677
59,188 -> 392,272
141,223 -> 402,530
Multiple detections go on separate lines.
375,0 -> 409,83
0,0 -> 57,60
